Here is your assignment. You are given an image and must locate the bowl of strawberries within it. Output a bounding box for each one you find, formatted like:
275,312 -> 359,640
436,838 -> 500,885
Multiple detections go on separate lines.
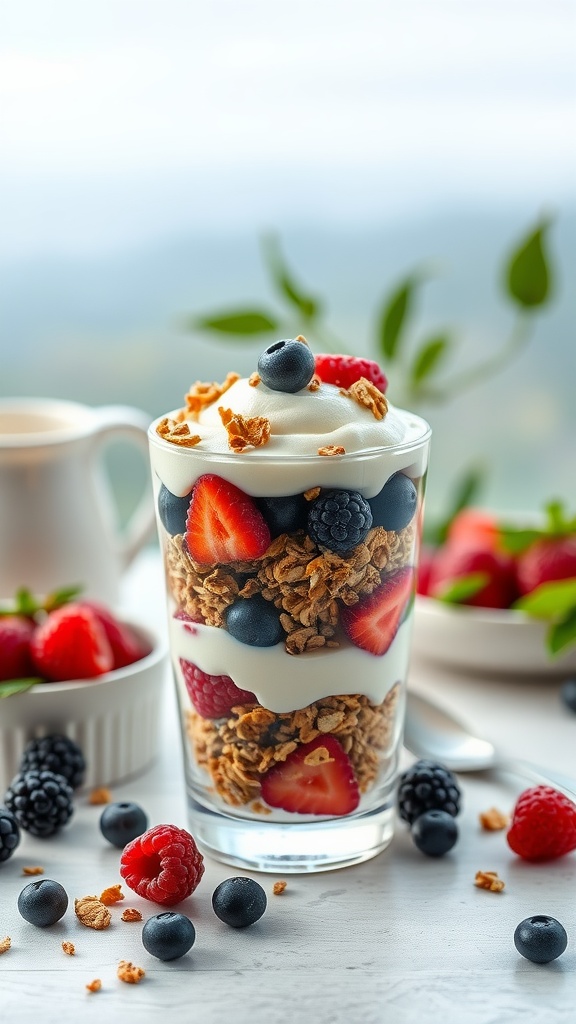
0,587 -> 167,792
413,502 -> 576,676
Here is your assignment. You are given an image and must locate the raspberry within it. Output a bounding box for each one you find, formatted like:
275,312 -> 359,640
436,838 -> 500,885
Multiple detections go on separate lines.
506,785 -> 576,861
120,823 -> 205,906
314,354 -> 388,393
180,660 -> 257,718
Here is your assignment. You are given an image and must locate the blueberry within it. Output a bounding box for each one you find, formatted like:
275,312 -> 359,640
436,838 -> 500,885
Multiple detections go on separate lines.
99,801 -> 148,848
226,594 -> 284,647
560,678 -> 576,713
308,489 -> 372,553
142,912 -> 196,961
410,809 -> 459,857
369,473 -> 418,532
18,879 -> 68,927
158,483 -> 193,536
212,876 -> 267,928
0,807 -> 20,863
257,339 -> 315,393
256,494 -> 308,537
514,915 -> 568,963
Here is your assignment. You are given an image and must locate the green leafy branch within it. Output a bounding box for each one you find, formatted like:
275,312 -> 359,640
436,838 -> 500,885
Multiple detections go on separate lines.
186,217 -> 554,412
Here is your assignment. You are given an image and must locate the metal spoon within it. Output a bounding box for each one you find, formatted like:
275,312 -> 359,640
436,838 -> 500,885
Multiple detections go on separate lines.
404,690 -> 576,798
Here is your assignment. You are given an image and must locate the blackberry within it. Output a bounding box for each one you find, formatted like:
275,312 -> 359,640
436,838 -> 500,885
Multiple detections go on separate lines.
5,769 -> 74,838
20,734 -> 86,789
397,759 -> 461,825
308,489 -> 372,554
0,807 -> 21,862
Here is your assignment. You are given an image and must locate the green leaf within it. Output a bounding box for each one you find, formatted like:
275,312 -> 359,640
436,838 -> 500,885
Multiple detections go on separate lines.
0,678 -> 41,698
436,572 -> 490,604
193,310 -> 279,336
504,219 -> 553,309
14,587 -> 39,616
43,585 -> 83,613
262,235 -> 320,319
514,578 -> 576,620
378,274 -> 421,362
499,527 -> 543,555
409,334 -> 450,386
431,465 -> 486,546
548,608 -> 576,655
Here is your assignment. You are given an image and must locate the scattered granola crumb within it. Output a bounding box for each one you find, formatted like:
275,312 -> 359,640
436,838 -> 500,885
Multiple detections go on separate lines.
272,881 -> 287,895
156,417 -> 202,448
184,372 -> 240,419
22,865 -> 44,875
341,377 -> 388,420
62,941 -> 75,956
474,870 -> 505,893
303,486 -> 321,501
0,937 -> 11,955
318,444 -> 346,456
479,807 -> 509,831
248,371 -> 261,387
75,896 -> 112,930
117,960 -> 145,984
99,884 -> 124,906
307,374 -> 321,392
89,787 -> 112,805
121,908 -> 143,923
86,979 -> 102,993
218,406 -> 271,452
295,335 -> 308,345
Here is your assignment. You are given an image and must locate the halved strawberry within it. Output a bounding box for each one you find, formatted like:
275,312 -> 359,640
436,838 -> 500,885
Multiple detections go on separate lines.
78,601 -> 151,668
30,604 -> 114,681
314,354 -> 388,393
261,735 -> 360,816
341,566 -> 414,655
185,474 -> 271,565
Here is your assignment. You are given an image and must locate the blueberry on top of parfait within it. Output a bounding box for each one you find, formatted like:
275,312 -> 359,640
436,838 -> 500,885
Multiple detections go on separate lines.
257,338 -> 315,393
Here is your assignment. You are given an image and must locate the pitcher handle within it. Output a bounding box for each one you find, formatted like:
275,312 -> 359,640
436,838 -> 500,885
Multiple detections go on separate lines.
92,405 -> 155,569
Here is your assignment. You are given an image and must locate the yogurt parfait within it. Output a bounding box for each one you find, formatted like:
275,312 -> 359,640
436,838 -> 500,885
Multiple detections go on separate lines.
148,338 -> 431,871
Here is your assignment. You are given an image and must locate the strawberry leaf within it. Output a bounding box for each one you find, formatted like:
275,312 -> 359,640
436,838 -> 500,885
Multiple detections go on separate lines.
547,608 -> 576,656
0,678 -> 42,698
499,526 -> 543,555
435,572 -> 489,604
514,578 -> 576,620
42,585 -> 83,613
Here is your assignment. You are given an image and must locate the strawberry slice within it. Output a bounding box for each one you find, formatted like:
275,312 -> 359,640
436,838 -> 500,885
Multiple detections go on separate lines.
30,604 -> 114,681
261,735 -> 360,816
185,474 -> 271,565
314,354 -> 388,393
341,566 -> 414,655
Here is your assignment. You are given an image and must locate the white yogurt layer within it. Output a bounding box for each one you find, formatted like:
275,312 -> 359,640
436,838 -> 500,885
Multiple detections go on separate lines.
169,614 -> 413,714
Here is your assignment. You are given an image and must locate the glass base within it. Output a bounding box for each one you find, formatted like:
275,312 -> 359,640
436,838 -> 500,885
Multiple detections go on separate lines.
187,795 -> 396,873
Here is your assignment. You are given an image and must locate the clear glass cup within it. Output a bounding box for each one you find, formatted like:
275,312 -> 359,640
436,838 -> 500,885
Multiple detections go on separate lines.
149,413 -> 430,872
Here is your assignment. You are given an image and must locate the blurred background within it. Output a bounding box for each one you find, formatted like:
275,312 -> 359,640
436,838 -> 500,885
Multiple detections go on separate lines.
1,0 -> 574,525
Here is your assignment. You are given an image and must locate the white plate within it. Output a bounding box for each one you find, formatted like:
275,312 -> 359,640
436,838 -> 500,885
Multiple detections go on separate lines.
412,595 -> 576,677
0,621 -> 168,793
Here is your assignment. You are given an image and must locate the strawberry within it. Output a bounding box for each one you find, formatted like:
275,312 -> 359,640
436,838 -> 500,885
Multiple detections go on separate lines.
78,601 -> 150,668
516,535 -> 576,596
341,566 -> 414,655
261,735 -> 360,816
0,615 -> 36,681
446,508 -> 500,552
185,474 -> 271,565
180,660 -> 257,717
507,785 -> 576,861
30,604 -> 114,681
427,543 -> 517,609
416,546 -> 435,596
314,354 -> 388,394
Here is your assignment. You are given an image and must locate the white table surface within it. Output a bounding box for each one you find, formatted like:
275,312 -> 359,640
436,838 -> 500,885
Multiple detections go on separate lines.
2,548 -> 575,1024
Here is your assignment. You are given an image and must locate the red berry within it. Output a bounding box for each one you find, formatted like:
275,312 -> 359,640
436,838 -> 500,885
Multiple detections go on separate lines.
341,566 -> 414,655
516,535 -> 576,596
30,604 -> 114,681
0,615 -> 36,681
428,544 -> 517,609
261,735 -> 360,816
314,354 -> 388,393
186,474 -> 271,566
78,601 -> 151,668
446,508 -> 500,552
506,785 -> 576,862
416,546 -> 436,596
180,660 -> 257,717
120,823 -> 205,905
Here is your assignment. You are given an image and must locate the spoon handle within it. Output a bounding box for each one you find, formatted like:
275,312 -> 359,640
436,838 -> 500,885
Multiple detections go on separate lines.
499,759 -> 576,800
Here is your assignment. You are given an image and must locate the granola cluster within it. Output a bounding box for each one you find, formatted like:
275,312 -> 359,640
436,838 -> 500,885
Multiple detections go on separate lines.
186,685 -> 400,808
165,521 -> 415,654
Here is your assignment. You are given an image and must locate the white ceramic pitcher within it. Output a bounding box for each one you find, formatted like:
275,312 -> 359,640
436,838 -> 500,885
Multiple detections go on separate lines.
0,397 -> 156,606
